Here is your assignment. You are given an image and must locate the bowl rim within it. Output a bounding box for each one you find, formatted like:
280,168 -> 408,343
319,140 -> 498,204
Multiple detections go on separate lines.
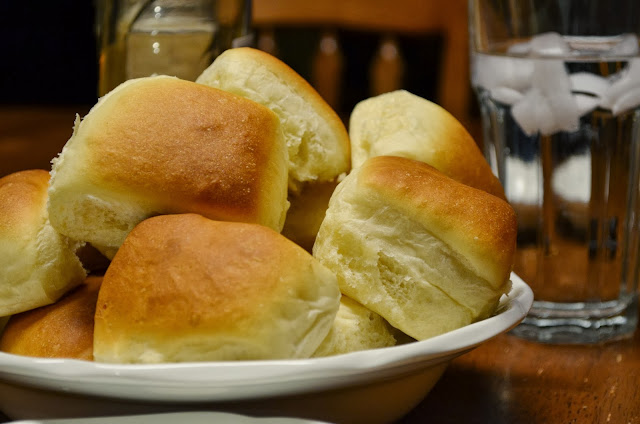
0,273 -> 533,403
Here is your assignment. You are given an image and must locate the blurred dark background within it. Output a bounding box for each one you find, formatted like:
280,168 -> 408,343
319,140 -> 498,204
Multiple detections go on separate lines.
0,2 -> 444,116
0,1 -> 100,105
0,0 -> 474,131
263,27 -> 442,121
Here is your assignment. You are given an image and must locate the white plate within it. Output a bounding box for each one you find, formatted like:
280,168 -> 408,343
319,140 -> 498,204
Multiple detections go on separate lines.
0,273 -> 533,424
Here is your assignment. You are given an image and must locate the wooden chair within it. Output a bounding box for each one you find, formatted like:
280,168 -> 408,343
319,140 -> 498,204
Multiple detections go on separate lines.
252,0 -> 471,125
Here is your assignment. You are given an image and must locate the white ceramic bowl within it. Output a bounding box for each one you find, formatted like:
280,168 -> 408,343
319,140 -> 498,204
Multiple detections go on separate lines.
8,411 -> 331,424
0,274 -> 532,424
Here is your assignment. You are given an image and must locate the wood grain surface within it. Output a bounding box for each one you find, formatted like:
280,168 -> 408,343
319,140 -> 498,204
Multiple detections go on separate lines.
401,325 -> 640,423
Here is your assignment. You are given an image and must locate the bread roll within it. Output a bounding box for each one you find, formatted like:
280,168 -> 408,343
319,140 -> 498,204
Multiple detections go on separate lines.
48,76 -> 289,258
196,48 -> 350,248
312,296 -> 397,357
313,156 -> 517,340
93,214 -> 341,363
0,170 -> 86,317
349,90 -> 505,200
196,47 -> 351,191
0,276 -> 101,360
281,180 -> 338,251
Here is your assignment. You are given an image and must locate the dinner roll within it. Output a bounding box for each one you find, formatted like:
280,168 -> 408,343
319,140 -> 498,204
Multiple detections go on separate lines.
93,214 -> 341,363
0,276 -> 101,360
48,76 -> 289,259
196,47 -> 351,191
349,90 -> 505,200
196,48 -> 350,249
0,170 -> 86,317
280,180 -> 338,251
313,156 -> 517,340
312,296 -> 397,357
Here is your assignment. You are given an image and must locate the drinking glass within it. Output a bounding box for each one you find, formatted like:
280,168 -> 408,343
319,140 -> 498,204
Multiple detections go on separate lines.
469,0 -> 640,343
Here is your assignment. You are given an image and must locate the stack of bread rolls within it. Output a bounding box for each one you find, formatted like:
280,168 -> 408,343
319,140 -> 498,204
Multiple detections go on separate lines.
0,47 -> 517,363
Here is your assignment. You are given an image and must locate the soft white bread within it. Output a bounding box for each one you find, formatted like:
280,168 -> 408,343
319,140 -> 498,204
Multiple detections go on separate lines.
48,76 -> 289,258
312,295 -> 397,357
196,47 -> 351,191
0,276 -> 101,360
93,214 -> 341,363
313,156 -> 517,340
349,90 -> 506,200
0,170 -> 86,317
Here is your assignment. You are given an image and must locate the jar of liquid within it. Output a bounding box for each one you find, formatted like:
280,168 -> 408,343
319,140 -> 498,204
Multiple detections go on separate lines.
96,0 -> 252,96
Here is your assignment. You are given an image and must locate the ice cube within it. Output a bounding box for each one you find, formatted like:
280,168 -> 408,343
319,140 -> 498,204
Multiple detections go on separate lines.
530,32 -> 571,56
512,89 -> 555,136
532,60 -> 579,133
601,58 -> 640,111
546,93 -> 580,133
612,87 -> 640,116
610,33 -> 639,56
574,94 -> 600,116
472,54 -> 534,91
490,86 -> 524,105
532,59 -> 572,94
570,72 -> 610,97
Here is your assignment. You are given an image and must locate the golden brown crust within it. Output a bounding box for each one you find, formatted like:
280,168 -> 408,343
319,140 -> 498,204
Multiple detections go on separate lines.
425,124 -> 506,200
358,156 -> 517,286
94,214 -> 340,362
0,169 -> 49,238
349,90 -> 505,200
97,216 -> 294,334
77,77 -> 286,225
0,276 -> 102,360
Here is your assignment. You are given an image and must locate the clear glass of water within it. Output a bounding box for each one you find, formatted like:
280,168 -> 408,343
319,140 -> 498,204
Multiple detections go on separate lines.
469,0 -> 640,343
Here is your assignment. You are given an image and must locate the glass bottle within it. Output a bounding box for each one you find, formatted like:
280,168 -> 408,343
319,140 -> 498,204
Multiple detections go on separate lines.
97,0 -> 252,96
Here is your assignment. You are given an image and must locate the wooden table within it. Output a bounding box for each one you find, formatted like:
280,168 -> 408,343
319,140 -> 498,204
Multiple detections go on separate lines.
1,107 -> 639,424
402,327 -> 640,423
0,105 -> 87,177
